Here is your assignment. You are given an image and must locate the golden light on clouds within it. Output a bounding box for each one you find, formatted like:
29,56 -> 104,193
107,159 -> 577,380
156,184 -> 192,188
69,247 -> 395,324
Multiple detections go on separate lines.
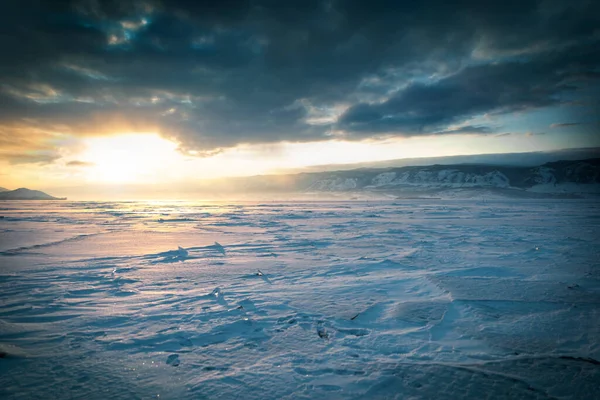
0,127 -> 568,195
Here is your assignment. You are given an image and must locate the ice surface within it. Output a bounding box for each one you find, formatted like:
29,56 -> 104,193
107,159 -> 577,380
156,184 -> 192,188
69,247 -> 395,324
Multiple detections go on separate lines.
0,199 -> 599,399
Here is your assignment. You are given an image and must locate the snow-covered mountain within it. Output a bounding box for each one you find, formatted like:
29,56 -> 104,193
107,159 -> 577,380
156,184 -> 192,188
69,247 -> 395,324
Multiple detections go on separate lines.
222,158 -> 600,198
314,160 -> 599,190
320,169 -> 512,190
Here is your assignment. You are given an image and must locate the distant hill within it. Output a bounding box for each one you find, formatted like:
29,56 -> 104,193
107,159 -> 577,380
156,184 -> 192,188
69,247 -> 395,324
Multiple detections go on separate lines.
0,188 -> 65,200
0,187 -> 8,192
193,158 -> 600,199
300,158 -> 600,190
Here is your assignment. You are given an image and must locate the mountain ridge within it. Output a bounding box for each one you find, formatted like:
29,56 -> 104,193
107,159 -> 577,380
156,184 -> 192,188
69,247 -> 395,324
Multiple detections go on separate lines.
221,157 -> 600,198
18,157 -> 600,200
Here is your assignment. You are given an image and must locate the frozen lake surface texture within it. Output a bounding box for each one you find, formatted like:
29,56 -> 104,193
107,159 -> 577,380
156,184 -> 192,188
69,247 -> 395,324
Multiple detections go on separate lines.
0,199 -> 599,399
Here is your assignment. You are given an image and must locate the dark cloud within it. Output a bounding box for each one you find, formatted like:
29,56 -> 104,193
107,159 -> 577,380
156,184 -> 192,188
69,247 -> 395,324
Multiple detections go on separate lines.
1,0 -> 599,161
431,126 -> 495,135
337,49 -> 598,136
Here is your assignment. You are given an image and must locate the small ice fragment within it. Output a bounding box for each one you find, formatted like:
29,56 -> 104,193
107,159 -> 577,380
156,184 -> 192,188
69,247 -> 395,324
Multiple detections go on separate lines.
210,287 -> 222,297
237,299 -> 256,311
317,326 -> 329,339
166,354 -> 180,367
256,269 -> 264,276
214,242 -> 226,255
177,246 -> 188,258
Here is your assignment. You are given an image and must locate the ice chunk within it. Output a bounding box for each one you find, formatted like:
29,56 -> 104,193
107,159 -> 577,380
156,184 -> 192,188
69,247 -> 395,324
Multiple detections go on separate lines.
214,241 -> 226,255
317,326 -> 329,339
166,354 -> 180,367
177,246 -> 188,258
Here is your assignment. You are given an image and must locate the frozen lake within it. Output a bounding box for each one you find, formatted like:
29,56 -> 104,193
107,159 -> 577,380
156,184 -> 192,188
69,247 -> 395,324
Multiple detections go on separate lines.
1,199 -> 599,399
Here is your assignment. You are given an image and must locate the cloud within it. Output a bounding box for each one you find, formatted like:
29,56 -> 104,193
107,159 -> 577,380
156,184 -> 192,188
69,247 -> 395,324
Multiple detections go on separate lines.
550,122 -> 582,128
492,131 -> 546,137
66,160 -> 95,167
1,152 -> 61,165
0,0 -> 598,162
337,51 -> 597,137
0,124 -> 66,164
423,125 -> 495,136
525,132 -> 547,137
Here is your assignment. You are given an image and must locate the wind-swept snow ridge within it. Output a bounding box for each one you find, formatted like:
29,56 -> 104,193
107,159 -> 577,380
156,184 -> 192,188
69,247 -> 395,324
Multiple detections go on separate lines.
177,246 -> 188,258
213,241 -> 226,255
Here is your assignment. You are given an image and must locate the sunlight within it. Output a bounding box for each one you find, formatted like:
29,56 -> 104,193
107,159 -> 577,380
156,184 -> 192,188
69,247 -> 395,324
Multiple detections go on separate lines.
74,134 -> 501,186
81,133 -> 180,183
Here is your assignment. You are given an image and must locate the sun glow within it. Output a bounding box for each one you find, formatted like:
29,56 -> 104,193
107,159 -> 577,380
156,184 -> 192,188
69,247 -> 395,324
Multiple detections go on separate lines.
75,133 -> 498,185
64,131 -> 536,189
81,134 -> 180,183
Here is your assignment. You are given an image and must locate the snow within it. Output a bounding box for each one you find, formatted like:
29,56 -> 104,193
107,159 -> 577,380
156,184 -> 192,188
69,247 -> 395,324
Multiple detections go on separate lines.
533,167 -> 557,184
371,172 -> 397,186
529,182 -> 600,194
0,199 -> 599,399
309,178 -> 358,191
367,169 -> 512,189
213,241 -> 226,255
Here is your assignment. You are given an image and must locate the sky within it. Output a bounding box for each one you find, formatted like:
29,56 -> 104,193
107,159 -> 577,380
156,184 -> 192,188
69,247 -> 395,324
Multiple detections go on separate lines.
1,0 -> 599,194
